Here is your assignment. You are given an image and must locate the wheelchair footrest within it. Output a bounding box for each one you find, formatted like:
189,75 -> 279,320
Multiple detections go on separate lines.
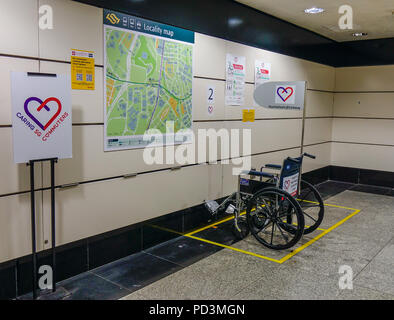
204,200 -> 220,214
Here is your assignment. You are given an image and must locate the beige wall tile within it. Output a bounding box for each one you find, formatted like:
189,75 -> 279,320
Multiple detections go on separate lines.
335,65 -> 394,92
194,33 -> 226,79
304,118 -> 332,145
0,128 -> 42,195
39,61 -> 104,123
332,118 -> 394,145
333,93 -> 394,118
305,91 -> 333,118
42,164 -> 210,245
0,57 -> 39,125
0,0 -> 38,57
38,0 -> 103,64
302,143 -> 331,173
0,192 -> 43,263
331,142 -> 394,172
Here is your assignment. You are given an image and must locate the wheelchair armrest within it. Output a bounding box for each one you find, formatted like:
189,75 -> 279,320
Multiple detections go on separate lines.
248,170 -> 275,178
265,164 -> 282,170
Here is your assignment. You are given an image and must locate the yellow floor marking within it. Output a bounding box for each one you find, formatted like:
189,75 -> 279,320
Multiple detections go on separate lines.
185,203 -> 361,264
186,234 -> 282,263
278,209 -> 361,263
146,224 -> 184,236
185,212 -> 246,236
149,202 -> 361,264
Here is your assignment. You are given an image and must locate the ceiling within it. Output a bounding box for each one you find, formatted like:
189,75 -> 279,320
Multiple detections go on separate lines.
236,0 -> 394,42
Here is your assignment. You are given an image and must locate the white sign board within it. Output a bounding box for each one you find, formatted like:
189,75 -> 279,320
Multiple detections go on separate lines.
11,72 -> 72,163
254,60 -> 271,106
207,85 -> 215,116
254,81 -> 306,110
225,54 -> 245,106
282,172 -> 299,196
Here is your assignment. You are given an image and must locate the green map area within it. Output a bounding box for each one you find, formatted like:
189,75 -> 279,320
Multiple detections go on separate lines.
105,27 -> 193,145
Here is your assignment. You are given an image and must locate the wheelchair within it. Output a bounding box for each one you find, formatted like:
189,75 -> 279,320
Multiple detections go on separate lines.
205,152 -> 324,250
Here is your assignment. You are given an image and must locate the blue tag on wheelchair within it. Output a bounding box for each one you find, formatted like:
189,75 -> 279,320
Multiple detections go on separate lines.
240,178 -> 250,186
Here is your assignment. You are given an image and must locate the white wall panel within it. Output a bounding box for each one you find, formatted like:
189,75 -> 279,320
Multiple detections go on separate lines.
38,0 -> 103,64
335,65 -> 394,92
0,0 -> 38,57
332,118 -> 394,145
39,61 -> 104,123
331,142 -> 394,172
333,93 -> 394,118
0,57 -> 39,125
42,164 -> 210,245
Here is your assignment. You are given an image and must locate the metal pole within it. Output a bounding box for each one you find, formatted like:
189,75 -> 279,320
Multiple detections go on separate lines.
50,159 -> 57,292
29,160 -> 37,300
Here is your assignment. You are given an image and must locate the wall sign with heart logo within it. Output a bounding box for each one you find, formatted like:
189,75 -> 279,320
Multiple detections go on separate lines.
276,87 -> 294,102
275,85 -> 296,104
24,97 -> 63,131
11,72 -> 72,164
253,81 -> 306,110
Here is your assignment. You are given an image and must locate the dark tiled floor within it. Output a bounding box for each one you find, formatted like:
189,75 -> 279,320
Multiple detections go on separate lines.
17,180 -> 393,300
145,236 -> 221,268
315,180 -> 355,200
349,184 -> 392,196
194,220 -> 239,246
92,251 -> 182,292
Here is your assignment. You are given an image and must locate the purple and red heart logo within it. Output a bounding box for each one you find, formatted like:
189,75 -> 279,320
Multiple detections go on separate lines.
24,97 -> 62,131
277,87 -> 294,102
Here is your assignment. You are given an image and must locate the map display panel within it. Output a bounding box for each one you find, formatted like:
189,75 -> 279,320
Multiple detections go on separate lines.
103,10 -> 194,150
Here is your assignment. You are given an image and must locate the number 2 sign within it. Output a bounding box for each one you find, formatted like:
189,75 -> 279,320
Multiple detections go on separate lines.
207,85 -> 215,116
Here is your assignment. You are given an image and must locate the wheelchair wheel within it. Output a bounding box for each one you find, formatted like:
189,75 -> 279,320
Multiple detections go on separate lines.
297,180 -> 324,234
246,188 -> 304,250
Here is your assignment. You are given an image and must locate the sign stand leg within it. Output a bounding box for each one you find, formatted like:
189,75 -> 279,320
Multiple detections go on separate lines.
27,157 -> 58,299
50,158 -> 57,292
28,160 -> 38,300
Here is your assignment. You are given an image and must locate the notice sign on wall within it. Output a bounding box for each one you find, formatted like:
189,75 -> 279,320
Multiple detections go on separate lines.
225,54 -> 245,106
254,60 -> 271,106
71,49 -> 95,90
253,81 -> 306,110
11,72 -> 72,163
242,109 -> 255,122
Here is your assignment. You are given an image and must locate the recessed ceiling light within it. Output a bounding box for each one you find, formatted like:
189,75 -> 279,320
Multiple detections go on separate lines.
352,32 -> 368,37
228,17 -> 243,27
304,7 -> 324,14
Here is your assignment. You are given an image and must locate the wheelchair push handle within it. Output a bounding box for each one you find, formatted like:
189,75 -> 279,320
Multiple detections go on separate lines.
303,152 -> 316,159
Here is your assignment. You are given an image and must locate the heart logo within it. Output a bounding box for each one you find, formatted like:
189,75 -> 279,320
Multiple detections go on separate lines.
24,97 -> 62,131
208,106 -> 213,114
277,87 -> 294,102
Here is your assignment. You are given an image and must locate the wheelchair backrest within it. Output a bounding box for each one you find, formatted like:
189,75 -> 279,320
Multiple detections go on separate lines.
279,156 -> 302,196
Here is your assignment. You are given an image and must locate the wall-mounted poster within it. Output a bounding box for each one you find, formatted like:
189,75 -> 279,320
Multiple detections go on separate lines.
71,49 -> 95,90
103,10 -> 194,150
225,54 -> 245,106
11,72 -> 72,163
254,60 -> 271,106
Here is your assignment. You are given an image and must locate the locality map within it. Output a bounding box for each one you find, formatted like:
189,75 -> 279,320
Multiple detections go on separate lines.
103,10 -> 194,150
